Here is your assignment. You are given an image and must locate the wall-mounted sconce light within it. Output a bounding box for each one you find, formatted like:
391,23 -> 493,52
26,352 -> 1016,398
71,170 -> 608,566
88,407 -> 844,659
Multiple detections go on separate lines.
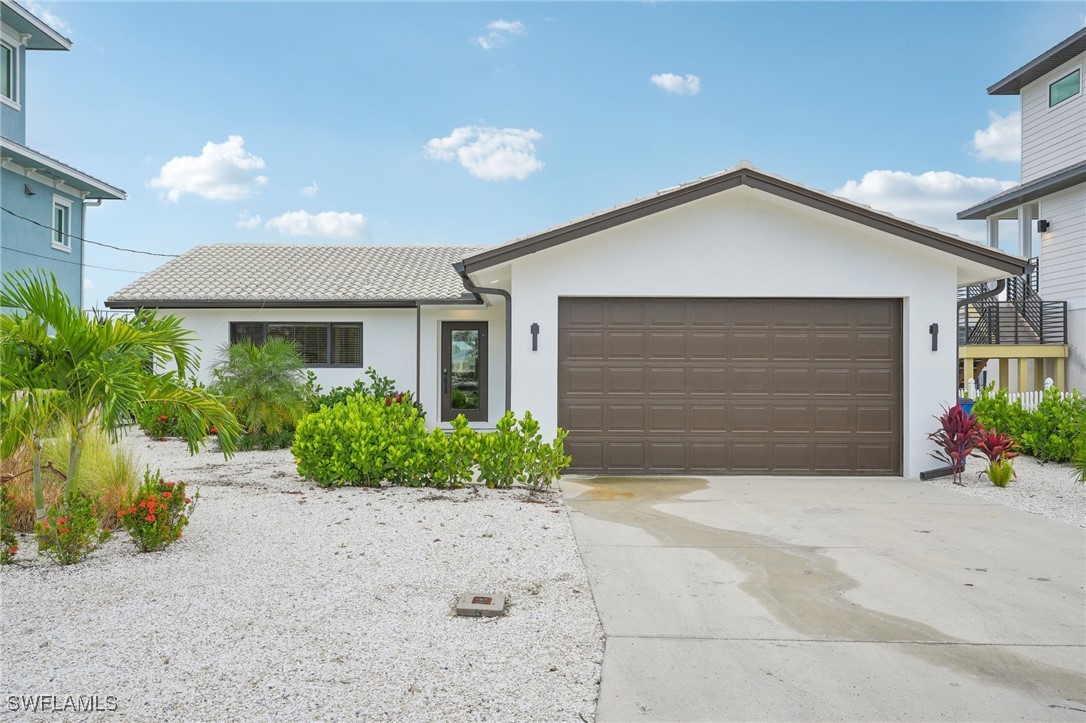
929,323 -> 938,352
23,183 -> 35,196
530,323 -> 540,351
1036,219 -> 1050,233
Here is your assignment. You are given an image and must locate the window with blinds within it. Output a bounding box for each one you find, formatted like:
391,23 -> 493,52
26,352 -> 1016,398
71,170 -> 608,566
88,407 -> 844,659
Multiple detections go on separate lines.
229,322 -> 362,367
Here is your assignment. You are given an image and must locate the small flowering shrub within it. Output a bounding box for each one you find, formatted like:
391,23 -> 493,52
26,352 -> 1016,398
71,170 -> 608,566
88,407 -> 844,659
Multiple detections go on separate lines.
135,401 -> 186,439
1,484 -> 18,564
117,469 -> 198,552
35,492 -> 111,565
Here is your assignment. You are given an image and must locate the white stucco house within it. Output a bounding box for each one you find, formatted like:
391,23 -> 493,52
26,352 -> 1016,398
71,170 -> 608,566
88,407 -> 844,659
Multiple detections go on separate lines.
107,164 -> 1026,479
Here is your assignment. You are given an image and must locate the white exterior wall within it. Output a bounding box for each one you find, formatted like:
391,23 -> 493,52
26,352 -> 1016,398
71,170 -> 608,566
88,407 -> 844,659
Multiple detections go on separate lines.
1020,53 -> 1086,183
502,188 -> 970,480
165,303 -> 505,430
165,307 -> 418,392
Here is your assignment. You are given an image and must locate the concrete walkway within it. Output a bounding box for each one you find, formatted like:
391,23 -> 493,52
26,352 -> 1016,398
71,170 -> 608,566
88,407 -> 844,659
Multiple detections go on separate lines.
562,476 -> 1086,722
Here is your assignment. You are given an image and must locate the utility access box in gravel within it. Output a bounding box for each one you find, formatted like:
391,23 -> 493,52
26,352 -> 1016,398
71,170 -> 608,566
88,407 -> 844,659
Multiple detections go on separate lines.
456,593 -> 506,617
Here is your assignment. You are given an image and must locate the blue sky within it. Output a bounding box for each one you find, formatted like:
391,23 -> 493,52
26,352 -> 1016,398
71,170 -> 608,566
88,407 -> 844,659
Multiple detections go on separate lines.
15,1 -> 1085,308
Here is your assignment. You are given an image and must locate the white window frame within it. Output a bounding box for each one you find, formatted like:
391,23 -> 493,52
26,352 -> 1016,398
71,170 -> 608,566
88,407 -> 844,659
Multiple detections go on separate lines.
51,195 -> 73,252
0,35 -> 19,110
1048,66 -> 1081,109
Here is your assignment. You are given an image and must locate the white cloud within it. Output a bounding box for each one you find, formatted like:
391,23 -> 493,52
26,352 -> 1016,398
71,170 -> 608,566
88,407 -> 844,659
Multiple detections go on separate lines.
970,110 -> 1021,162
265,211 -> 369,240
834,170 -> 1016,241
425,126 -> 543,181
149,135 -> 268,202
650,73 -> 701,96
25,1 -> 71,37
478,19 -> 525,49
83,278 -> 93,291
301,180 -> 319,197
236,210 -> 262,230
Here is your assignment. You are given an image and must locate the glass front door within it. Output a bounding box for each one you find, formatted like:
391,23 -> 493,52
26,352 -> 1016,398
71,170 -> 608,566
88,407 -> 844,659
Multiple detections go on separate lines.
440,322 -> 488,422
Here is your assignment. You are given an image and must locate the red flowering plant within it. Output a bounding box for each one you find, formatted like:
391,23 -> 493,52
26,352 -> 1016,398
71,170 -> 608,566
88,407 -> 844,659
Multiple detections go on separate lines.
1,484 -> 18,565
928,404 -> 982,485
117,468 -> 199,553
972,427 -> 1020,488
35,492 -> 111,565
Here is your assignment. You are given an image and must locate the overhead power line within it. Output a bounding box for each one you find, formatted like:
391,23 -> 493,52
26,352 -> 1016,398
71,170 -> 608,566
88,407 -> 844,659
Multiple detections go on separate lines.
2,245 -> 149,274
1,206 -> 179,258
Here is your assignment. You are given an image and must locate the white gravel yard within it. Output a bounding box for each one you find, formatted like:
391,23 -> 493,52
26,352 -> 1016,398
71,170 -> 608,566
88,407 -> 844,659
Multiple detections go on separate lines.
1,434 -> 604,721
921,454 -> 1085,528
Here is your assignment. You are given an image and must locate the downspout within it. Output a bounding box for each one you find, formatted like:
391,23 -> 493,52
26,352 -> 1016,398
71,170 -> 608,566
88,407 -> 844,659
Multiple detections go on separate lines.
922,279 -> 1009,480
453,262 -> 511,414
81,198 -> 102,311
415,302 -> 421,404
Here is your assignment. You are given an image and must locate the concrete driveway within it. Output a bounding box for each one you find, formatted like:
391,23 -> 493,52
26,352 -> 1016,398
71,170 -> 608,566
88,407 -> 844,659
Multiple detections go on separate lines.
562,476 -> 1086,722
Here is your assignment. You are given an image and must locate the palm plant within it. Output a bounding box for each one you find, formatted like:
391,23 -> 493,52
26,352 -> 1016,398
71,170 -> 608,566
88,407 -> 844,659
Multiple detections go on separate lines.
1,270 -> 240,519
210,338 -> 310,449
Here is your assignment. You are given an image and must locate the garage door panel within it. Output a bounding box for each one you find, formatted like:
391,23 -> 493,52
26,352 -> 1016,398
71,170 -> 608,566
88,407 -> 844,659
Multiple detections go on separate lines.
558,298 -> 901,475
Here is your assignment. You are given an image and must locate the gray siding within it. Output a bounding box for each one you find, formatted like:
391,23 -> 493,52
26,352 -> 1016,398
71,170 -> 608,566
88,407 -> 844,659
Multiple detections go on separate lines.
1021,53 -> 1086,183
1038,183 -> 1086,303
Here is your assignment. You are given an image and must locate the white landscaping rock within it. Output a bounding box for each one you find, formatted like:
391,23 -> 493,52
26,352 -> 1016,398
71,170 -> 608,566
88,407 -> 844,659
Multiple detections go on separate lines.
921,454 -> 1085,528
1,433 -> 604,721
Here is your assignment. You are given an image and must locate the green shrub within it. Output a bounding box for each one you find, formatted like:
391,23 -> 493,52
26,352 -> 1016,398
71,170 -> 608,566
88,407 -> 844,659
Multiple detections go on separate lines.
117,468 -> 199,552
293,393 -> 428,487
972,385 -> 1084,464
477,411 -> 571,490
972,386 -> 1030,440
426,416 -> 480,489
1,484 -> 17,564
1072,413 -> 1086,483
310,367 -> 399,411
1020,388 -> 1085,463
34,491 -> 111,565
135,401 -> 186,439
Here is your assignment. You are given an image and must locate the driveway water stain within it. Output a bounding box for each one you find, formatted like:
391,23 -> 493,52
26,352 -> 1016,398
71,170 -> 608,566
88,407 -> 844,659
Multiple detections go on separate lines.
568,476 -> 1086,708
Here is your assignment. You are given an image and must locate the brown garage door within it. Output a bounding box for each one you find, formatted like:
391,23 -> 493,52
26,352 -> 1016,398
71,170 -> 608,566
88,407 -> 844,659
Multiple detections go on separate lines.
558,298 -> 902,475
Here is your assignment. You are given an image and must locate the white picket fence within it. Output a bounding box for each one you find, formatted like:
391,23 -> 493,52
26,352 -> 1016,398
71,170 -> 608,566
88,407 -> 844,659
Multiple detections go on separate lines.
958,378 -> 1070,411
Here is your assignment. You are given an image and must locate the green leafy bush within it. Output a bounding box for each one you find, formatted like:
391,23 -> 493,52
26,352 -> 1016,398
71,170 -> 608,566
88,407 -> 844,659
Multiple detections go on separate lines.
1,484 -> 17,564
478,411 -> 571,490
293,393 -> 428,487
310,367 -> 399,411
1072,413 -> 1086,483
972,386 -> 1030,441
135,401 -> 186,439
972,385 -> 1084,464
1019,388 -> 1085,463
34,491 -> 111,565
117,468 -> 199,552
426,416 -> 480,489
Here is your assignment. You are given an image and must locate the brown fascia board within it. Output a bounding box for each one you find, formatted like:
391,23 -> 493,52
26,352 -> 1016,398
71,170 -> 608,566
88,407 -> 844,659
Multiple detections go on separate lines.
957,161 -> 1086,220
461,168 -> 1027,277
987,28 -> 1086,95
103,296 -> 478,310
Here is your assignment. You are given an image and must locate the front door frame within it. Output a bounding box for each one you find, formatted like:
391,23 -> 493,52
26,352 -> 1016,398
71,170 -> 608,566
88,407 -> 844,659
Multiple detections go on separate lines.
440,321 -> 489,423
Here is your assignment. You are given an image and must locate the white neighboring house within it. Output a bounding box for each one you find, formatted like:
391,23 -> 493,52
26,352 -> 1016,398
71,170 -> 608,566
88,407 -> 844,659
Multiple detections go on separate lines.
958,27 -> 1086,393
107,164 -> 1026,479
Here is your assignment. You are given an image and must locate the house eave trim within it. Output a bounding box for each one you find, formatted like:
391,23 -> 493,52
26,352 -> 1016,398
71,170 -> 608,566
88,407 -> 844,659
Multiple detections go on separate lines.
0,137 -> 126,199
987,27 -> 1086,95
103,296 -> 478,310
461,168 -> 1027,276
957,162 -> 1086,220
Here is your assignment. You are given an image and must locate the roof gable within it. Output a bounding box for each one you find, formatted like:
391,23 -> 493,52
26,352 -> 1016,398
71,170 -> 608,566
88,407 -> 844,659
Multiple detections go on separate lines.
461,164 -> 1026,276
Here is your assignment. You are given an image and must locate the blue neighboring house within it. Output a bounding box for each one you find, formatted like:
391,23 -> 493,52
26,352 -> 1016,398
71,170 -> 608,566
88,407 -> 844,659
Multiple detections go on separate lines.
1,0 -> 124,307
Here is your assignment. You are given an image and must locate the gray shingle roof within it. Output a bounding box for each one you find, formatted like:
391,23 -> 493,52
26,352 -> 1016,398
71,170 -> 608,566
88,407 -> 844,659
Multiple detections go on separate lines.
106,244 -> 485,308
